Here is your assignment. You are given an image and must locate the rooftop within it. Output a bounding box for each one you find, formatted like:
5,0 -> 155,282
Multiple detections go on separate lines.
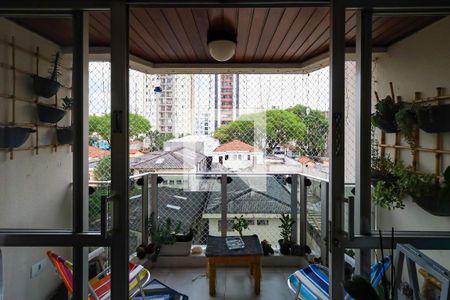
213,140 -> 262,153
130,147 -> 206,170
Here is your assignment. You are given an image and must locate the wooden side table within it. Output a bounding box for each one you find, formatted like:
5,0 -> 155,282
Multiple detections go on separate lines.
205,235 -> 263,296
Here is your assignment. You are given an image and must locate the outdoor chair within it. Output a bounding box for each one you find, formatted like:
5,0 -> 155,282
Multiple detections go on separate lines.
47,250 -> 151,300
287,256 -> 391,300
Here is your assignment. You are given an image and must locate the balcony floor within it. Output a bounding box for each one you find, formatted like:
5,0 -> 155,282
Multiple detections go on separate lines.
149,267 -> 304,300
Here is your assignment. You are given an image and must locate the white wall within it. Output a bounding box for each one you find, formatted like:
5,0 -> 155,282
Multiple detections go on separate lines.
374,16 -> 450,268
0,18 -> 72,299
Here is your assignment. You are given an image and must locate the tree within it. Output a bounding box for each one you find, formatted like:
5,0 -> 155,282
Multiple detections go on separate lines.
287,104 -> 328,157
148,131 -> 175,151
214,110 -> 307,153
93,155 -> 111,181
89,113 -> 152,145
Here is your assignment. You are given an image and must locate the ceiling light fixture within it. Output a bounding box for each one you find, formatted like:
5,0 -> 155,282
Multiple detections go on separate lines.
207,29 -> 236,62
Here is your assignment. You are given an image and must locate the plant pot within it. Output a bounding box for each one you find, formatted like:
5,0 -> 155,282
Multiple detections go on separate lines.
413,194 -> 450,216
417,104 -> 450,133
0,127 -> 36,149
37,103 -> 66,123
56,127 -> 73,144
372,116 -> 399,133
159,240 -> 192,256
278,239 -> 291,255
290,244 -> 304,256
31,75 -> 61,98
371,174 -> 398,187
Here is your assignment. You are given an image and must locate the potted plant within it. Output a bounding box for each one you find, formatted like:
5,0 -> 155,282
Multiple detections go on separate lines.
56,97 -> 74,144
395,104 -> 419,149
231,215 -> 250,237
152,218 -> 193,257
372,96 -> 402,133
0,126 -> 36,149
32,52 -> 62,98
37,103 -> 66,123
417,104 -> 450,133
278,213 -> 295,255
371,154 -> 398,187
401,166 -> 450,216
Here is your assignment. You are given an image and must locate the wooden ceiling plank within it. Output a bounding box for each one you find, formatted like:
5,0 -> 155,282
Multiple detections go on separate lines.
234,8 -> 253,62
146,8 -> 190,61
176,8 -> 209,60
262,8 -> 301,62
244,7 -> 269,61
281,7 -> 328,61
129,9 -> 170,61
162,8 -> 198,61
191,8 -> 212,60
252,7 -> 285,61
300,11 -> 355,62
270,8 -> 317,62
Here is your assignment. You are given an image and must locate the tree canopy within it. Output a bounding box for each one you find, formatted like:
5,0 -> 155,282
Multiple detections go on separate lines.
148,131 -> 175,151
214,109 -> 307,153
213,106 -> 328,156
89,113 -> 152,144
287,104 -> 328,156
93,155 -> 111,181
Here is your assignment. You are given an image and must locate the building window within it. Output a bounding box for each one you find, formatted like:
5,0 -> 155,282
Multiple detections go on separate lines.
257,220 -> 269,226
225,155 -> 229,160
238,154 -> 242,160
176,180 -> 183,185
248,155 -> 251,160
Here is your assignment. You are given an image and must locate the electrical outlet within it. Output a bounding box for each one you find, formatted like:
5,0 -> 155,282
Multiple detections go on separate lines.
30,258 -> 48,278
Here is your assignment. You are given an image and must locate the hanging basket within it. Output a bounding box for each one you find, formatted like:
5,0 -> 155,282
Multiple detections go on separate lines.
56,127 -> 73,144
417,104 -> 450,133
31,75 -> 61,98
413,193 -> 450,217
372,115 -> 399,133
0,127 -> 36,149
371,174 -> 398,187
37,103 -> 66,123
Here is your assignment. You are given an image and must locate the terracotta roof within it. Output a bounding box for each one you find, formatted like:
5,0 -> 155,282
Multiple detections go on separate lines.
298,156 -> 315,165
89,146 -> 110,158
130,147 -> 205,170
213,140 -> 261,153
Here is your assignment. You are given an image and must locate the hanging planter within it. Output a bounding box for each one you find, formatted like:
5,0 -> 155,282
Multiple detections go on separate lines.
31,75 -> 61,98
31,52 -> 62,98
372,96 -> 402,133
413,194 -> 450,216
56,127 -> 73,145
0,127 -> 36,149
417,104 -> 450,133
37,103 -> 66,123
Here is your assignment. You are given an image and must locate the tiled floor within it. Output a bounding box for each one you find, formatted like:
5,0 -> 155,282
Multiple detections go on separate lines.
149,267 -> 301,300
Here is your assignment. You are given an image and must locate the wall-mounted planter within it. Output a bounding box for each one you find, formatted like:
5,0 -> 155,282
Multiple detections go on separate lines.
56,127 -> 73,144
371,174 -> 398,187
0,127 -> 36,149
417,104 -> 450,133
159,241 -> 192,256
373,118 -> 400,133
414,194 -> 450,217
31,75 -> 61,98
37,103 -> 66,123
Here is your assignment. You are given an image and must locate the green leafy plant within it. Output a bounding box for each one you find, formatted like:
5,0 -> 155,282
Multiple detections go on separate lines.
61,96 -> 74,110
395,104 -> 419,149
48,52 -> 62,81
151,217 -> 182,245
373,181 -> 405,210
278,213 -> 295,242
439,167 -> 450,201
231,215 -> 250,237
371,95 -> 402,132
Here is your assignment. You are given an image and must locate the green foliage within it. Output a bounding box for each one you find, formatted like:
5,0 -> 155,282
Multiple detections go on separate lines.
148,131 -> 175,151
89,113 -> 152,144
231,215 -> 250,237
214,109 -> 307,153
61,96 -> 73,110
373,181 -> 405,210
151,217 -> 182,245
371,154 -> 396,179
371,96 -> 400,129
93,155 -> 111,181
395,104 -> 418,149
278,213 -> 295,242
48,52 -> 61,81
214,120 -> 254,146
395,166 -> 435,199
287,104 -> 328,156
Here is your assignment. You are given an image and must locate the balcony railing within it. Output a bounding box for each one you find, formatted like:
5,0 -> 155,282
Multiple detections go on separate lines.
88,172 -> 355,260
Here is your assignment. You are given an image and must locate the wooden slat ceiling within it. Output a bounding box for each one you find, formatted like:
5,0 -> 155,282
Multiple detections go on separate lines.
11,8 -> 440,65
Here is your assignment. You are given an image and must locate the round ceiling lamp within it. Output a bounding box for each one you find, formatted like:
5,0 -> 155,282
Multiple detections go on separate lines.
207,29 -> 236,62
